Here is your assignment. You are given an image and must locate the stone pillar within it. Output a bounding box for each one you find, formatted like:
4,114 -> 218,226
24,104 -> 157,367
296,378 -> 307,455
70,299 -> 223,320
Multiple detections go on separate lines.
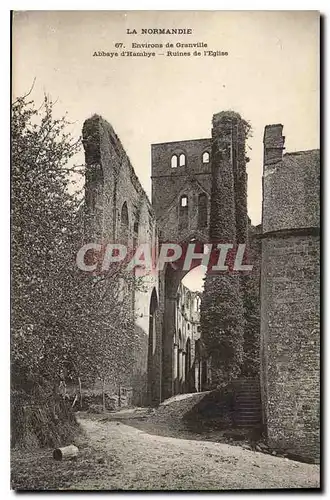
178,349 -> 183,392
182,351 -> 186,389
195,364 -> 199,392
173,343 -> 178,390
263,124 -> 285,166
162,296 -> 176,400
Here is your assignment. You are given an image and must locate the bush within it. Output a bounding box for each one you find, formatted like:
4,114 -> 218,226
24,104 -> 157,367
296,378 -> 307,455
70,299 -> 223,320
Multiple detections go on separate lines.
11,391 -> 78,449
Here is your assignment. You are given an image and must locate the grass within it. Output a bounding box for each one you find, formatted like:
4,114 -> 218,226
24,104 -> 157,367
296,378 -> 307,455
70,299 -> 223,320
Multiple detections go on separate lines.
11,433 -> 119,491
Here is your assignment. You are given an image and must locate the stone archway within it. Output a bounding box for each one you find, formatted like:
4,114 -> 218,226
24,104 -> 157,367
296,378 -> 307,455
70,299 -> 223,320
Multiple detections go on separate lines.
185,338 -> 191,392
161,244 -> 207,401
177,329 -> 183,393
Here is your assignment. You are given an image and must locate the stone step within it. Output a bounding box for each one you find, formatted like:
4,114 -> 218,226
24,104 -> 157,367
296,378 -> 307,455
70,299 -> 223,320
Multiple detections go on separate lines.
236,412 -> 261,416
236,397 -> 261,402
236,387 -> 260,390
238,420 -> 262,424
233,378 -> 259,383
235,401 -> 261,405
235,394 -> 260,399
237,409 -> 261,414
235,386 -> 260,391
236,406 -> 261,411
236,402 -> 260,406
235,402 -> 261,407
236,410 -> 261,415
235,417 -> 262,423
236,391 -> 260,394
235,392 -> 260,397
236,389 -> 260,392
236,416 -> 261,419
231,379 -> 262,430
237,408 -> 261,412
236,422 -> 262,428
235,383 -> 260,388
235,388 -> 260,392
234,384 -> 260,389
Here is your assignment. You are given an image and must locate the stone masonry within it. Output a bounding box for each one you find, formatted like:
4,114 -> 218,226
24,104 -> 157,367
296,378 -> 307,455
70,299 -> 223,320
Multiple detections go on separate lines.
82,115 -> 159,405
82,113 -> 320,461
260,124 -> 320,461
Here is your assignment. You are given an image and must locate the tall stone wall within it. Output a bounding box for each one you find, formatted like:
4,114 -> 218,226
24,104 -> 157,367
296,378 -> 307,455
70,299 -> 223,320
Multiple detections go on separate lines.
82,115 -> 160,405
260,124 -> 320,461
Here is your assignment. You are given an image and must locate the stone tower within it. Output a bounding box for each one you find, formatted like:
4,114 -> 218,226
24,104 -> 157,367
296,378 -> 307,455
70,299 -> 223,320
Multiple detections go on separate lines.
151,111 -> 250,400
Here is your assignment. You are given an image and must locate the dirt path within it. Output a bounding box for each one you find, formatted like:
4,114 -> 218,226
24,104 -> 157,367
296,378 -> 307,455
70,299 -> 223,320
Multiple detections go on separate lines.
74,416 -> 320,490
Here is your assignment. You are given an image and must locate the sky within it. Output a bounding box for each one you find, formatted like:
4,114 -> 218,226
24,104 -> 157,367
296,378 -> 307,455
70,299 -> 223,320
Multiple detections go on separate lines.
12,10 -> 319,290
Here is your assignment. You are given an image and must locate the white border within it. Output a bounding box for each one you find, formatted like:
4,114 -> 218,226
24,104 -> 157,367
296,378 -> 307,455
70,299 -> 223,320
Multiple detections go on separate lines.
1,3 -> 327,498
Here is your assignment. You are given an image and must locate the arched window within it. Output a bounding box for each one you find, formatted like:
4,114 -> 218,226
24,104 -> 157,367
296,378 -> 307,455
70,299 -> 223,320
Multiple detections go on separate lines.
133,221 -> 139,249
185,291 -> 190,309
186,338 -> 191,372
148,288 -> 158,360
198,193 -> 208,228
179,153 -> 186,167
202,151 -> 210,164
179,195 -> 188,231
171,155 -> 178,168
180,195 -> 188,207
121,202 -> 129,242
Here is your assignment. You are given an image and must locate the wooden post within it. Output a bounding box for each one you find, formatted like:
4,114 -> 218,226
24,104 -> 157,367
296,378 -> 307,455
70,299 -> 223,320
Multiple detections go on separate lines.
53,445 -> 79,461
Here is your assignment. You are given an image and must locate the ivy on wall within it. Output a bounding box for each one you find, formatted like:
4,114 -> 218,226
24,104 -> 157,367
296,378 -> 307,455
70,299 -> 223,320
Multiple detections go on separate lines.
200,111 -> 255,388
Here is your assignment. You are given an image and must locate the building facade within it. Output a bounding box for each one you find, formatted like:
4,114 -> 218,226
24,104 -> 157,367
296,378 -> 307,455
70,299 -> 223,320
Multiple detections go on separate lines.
260,124 -> 320,460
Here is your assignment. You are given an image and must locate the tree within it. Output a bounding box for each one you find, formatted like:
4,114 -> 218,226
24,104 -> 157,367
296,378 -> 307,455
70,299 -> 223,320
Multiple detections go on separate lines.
11,91 -> 84,446
12,92 -> 82,386
65,260 -> 147,411
12,92 -> 147,430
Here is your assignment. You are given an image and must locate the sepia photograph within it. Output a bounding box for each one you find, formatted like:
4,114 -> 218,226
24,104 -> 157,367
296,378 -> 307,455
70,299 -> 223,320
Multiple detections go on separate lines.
11,10 -> 320,491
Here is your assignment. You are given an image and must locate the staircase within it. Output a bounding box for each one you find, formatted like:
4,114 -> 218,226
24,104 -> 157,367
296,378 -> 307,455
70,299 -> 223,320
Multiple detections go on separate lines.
232,378 -> 262,428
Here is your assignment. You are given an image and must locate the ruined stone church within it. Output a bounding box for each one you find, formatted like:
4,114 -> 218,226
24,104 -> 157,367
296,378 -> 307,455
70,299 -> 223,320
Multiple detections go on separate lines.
82,110 -> 319,461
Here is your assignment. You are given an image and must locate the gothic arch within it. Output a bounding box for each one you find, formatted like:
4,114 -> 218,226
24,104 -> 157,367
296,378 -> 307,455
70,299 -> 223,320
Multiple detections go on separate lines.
121,201 -> 129,242
179,153 -> 186,167
185,337 -> 191,391
202,151 -> 210,164
170,148 -> 188,169
147,287 -> 159,406
198,193 -> 208,228
171,155 -> 178,168
179,194 -> 189,231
